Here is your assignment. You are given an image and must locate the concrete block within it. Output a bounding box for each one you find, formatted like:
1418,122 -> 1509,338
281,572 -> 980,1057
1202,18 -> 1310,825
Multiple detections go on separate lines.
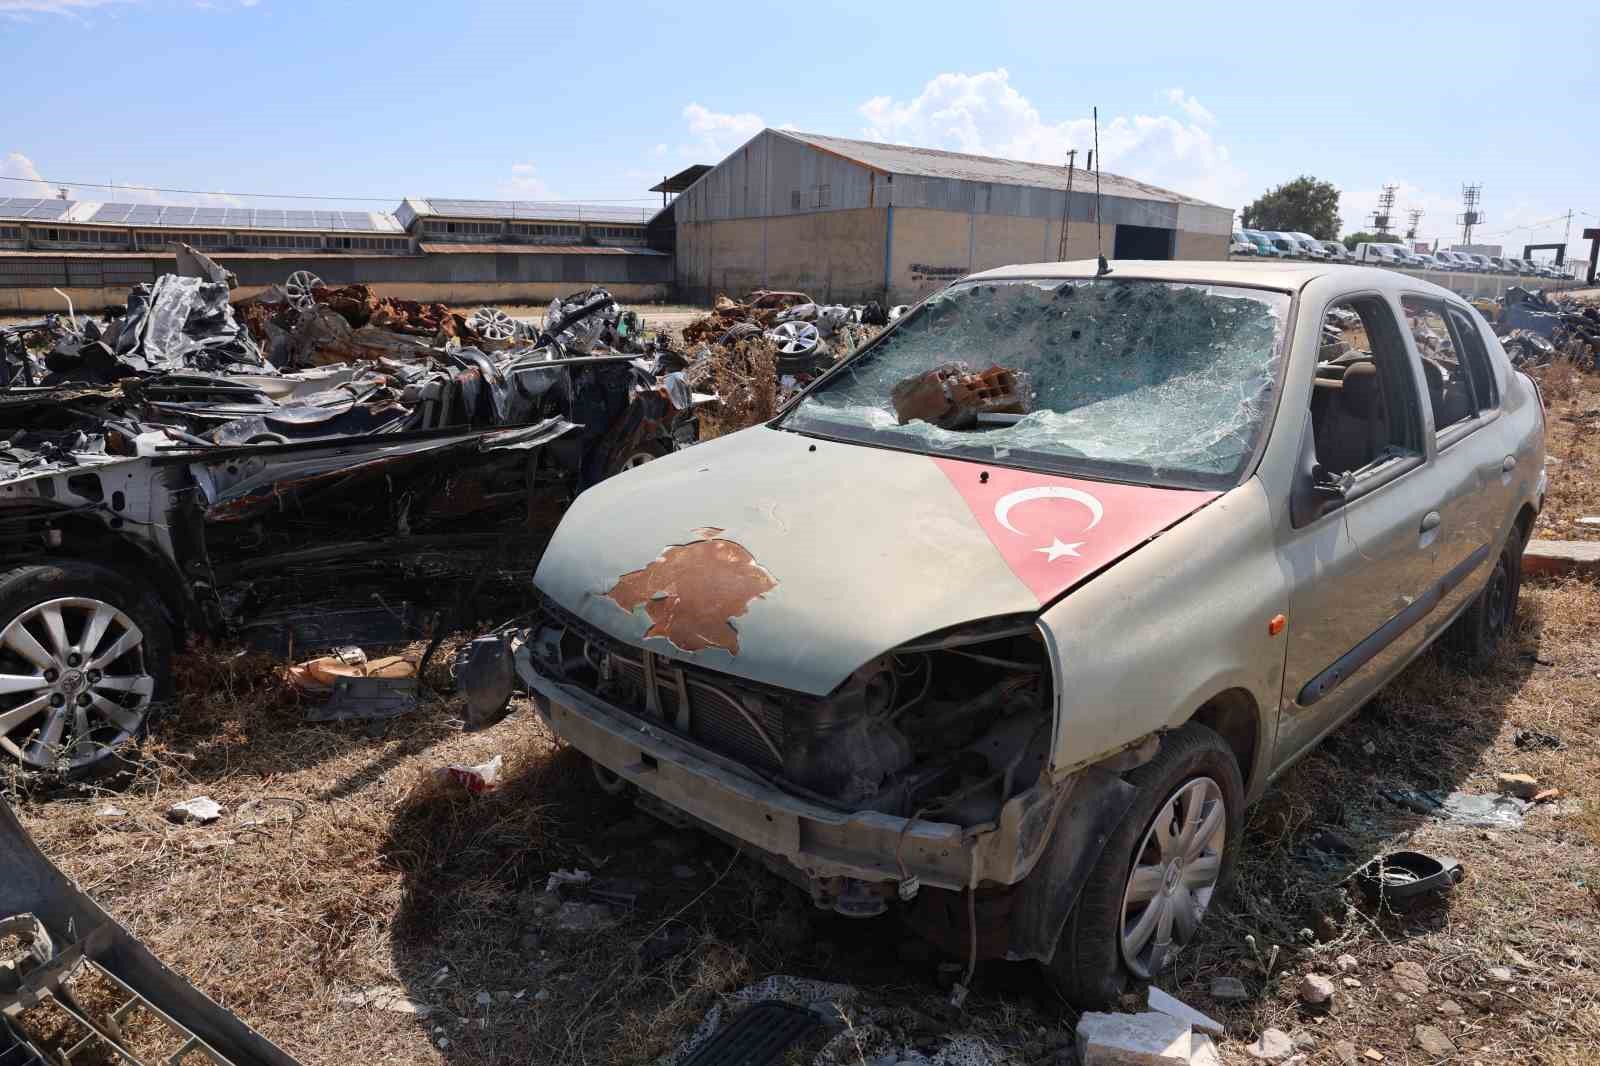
1147,985 -> 1224,1035
1523,539 -> 1600,578
1076,1011 -> 1191,1065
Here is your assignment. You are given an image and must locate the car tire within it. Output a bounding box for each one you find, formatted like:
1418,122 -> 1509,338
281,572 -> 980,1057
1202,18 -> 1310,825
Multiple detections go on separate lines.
0,561 -> 172,778
1445,526 -> 1524,665
1046,722 -> 1245,1007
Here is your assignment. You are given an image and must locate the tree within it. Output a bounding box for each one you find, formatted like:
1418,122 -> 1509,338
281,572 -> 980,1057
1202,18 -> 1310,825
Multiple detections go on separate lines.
1340,231 -> 1396,251
1240,177 -> 1341,240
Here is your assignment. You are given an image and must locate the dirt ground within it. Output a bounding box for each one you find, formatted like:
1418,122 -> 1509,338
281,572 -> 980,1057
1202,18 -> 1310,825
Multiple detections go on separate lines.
7,383 -> 1600,1066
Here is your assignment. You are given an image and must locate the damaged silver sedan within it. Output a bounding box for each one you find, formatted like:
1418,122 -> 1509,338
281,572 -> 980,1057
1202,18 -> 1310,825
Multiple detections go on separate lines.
479,260 -> 1545,1003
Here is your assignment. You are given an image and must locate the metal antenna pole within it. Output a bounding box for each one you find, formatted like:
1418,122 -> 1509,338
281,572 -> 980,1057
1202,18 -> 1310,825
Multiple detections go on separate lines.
1057,149 -> 1077,261
1092,107 -> 1103,261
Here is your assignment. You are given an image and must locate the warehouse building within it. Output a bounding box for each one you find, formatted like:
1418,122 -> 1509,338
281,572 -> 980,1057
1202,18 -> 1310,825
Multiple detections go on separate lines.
671,129 -> 1234,305
0,196 -> 670,311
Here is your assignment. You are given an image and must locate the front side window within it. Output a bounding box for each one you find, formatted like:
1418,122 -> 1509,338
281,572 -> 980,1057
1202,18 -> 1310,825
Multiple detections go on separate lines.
781,278 -> 1291,489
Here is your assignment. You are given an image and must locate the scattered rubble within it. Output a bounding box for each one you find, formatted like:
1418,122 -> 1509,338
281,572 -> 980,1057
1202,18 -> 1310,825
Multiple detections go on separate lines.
1496,771 -> 1540,799
166,796 -> 223,824
1388,960 -> 1431,996
1209,976 -> 1249,1002
1245,1028 -> 1294,1061
1146,986 -> 1223,1036
1380,786 -> 1529,828
1076,1011 -> 1191,1065
1412,1024 -> 1456,1057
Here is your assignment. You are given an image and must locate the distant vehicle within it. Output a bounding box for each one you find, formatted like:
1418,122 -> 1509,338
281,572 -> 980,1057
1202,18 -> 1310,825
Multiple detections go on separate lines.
1230,232 -> 1259,256
1414,253 -> 1445,270
1398,248 -> 1429,268
1241,230 -> 1282,257
1288,233 -> 1331,259
1354,242 -> 1407,266
1432,251 -> 1469,271
1486,257 -> 1515,275
1321,241 -> 1354,263
1502,258 -> 1529,274
1461,253 -> 1497,273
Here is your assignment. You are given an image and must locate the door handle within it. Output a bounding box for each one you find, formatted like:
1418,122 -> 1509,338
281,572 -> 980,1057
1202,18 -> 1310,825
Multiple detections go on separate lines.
1420,511 -> 1441,533
1502,456 -> 1517,472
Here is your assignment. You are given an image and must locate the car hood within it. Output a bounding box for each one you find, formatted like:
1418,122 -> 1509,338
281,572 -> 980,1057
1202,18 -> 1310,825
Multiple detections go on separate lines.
534,426 -> 1217,696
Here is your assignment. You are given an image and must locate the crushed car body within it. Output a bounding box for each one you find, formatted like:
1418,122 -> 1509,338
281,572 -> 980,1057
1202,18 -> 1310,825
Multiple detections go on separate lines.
0,249 -> 699,774
472,260 -> 1546,1005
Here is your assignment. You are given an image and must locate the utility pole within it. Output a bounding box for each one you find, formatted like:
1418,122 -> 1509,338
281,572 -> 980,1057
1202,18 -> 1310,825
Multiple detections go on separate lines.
1056,149 -> 1077,261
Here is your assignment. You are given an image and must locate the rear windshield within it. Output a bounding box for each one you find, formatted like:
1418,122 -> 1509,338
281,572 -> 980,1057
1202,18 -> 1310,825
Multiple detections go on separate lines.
780,277 -> 1292,490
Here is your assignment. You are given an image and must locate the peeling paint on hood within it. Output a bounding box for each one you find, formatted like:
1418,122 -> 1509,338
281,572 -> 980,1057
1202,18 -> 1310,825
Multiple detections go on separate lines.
533,427 -> 1217,696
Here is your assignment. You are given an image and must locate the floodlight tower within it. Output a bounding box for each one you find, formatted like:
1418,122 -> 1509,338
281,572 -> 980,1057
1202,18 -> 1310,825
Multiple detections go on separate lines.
1456,184 -> 1482,245
1369,185 -> 1397,238
1405,208 -> 1423,241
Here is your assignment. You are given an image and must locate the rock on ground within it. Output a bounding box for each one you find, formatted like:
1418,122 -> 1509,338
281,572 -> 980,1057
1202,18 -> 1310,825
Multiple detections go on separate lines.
1389,960 -> 1430,996
1413,1025 -> 1457,1056
1146,986 -> 1223,1035
1246,1028 -> 1294,1061
1298,973 -> 1334,1005
1210,976 -> 1249,1002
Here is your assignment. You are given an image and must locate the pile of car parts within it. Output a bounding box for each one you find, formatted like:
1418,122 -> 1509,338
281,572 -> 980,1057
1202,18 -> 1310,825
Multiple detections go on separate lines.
1,797 -> 302,1065
0,249 -> 706,776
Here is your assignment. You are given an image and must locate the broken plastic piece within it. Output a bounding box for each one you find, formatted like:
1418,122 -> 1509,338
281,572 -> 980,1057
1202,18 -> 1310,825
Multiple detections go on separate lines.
434,754 -> 504,794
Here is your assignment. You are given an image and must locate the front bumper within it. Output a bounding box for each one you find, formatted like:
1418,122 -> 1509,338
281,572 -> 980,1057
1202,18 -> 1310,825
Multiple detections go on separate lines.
525,668 -> 1072,895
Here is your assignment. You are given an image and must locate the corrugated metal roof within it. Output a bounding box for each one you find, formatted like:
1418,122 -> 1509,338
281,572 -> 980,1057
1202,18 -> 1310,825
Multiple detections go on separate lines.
405,199 -> 655,224
776,130 -> 1222,208
0,198 -> 405,233
416,242 -> 667,256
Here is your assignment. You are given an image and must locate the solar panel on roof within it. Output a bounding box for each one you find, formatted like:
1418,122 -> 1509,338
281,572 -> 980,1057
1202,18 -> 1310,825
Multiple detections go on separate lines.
25,200 -> 74,220
126,205 -> 162,224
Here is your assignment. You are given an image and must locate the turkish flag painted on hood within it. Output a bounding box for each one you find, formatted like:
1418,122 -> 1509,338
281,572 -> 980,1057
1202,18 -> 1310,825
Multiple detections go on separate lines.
931,457 -> 1218,605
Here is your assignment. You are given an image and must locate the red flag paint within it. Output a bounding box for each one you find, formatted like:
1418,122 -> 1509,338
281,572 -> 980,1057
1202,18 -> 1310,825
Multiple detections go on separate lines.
932,457 -> 1217,605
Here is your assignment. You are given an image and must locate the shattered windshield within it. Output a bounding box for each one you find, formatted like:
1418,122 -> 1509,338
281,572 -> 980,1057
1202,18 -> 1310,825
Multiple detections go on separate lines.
781,277 -> 1291,488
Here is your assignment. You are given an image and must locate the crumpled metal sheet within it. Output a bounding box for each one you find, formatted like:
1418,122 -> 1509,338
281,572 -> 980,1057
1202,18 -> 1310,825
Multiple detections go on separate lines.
104,275 -> 268,375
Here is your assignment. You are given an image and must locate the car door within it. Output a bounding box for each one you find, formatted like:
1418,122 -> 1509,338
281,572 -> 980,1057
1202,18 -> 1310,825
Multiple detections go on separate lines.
1272,291 -> 1454,770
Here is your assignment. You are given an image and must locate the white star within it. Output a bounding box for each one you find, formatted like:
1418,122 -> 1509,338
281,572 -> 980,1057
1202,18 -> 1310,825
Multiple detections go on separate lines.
1034,538 -> 1083,562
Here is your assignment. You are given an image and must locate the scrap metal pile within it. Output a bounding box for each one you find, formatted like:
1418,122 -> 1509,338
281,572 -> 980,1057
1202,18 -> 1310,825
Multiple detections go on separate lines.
678,290 -> 890,434
0,249 -> 702,770
1490,287 -> 1600,368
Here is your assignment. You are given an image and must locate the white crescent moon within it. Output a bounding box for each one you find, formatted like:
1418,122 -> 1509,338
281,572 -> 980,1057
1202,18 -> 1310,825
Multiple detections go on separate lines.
993,486 -> 1104,535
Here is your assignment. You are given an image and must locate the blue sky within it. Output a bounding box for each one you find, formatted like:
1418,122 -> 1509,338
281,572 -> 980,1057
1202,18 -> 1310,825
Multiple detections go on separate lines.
3,0 -> 1596,261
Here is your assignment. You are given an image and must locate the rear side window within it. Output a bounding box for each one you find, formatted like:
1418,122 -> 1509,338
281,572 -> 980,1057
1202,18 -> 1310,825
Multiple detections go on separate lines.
1445,305 -> 1499,411
1401,296 -> 1497,441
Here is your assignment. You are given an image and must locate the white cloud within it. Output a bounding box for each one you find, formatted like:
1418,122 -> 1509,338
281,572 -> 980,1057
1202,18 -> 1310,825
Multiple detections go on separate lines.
498,162 -> 552,200
5,149 -> 244,207
680,103 -> 764,159
0,151 -> 57,197
1163,88 -> 1215,126
856,69 -> 1248,208
0,0 -> 131,17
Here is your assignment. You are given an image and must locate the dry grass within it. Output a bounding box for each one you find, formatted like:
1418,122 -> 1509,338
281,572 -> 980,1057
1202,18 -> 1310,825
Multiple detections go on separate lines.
1532,367 -> 1600,540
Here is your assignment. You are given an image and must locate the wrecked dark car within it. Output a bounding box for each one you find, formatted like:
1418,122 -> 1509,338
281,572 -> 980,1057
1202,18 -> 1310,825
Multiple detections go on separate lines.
0,262 -> 694,776
482,260 -> 1545,1004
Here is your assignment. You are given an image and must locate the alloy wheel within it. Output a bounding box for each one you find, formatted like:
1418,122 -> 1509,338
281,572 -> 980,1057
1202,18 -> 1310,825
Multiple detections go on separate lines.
1119,776 -> 1227,977
0,597 -> 155,771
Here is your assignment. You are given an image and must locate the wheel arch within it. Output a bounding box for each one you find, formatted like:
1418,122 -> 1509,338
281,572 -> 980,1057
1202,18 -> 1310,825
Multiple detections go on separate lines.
1189,687 -> 1264,796
3,516 -> 198,642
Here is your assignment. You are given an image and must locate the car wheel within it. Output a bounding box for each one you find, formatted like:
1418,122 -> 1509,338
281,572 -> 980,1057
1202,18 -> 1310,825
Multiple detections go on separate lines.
0,562 -> 171,778
618,440 -> 669,472
1046,722 -> 1244,1006
1446,527 -> 1523,665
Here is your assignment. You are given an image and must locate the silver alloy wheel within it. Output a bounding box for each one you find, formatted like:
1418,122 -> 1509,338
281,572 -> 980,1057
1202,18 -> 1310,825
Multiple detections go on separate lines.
468,306 -> 516,342
621,450 -> 657,470
768,320 -> 821,356
1119,776 -> 1227,977
0,597 -> 155,771
284,270 -> 323,312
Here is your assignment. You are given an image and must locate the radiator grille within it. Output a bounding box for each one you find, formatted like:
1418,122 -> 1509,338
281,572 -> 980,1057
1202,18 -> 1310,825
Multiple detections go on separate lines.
609,651 -> 785,770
